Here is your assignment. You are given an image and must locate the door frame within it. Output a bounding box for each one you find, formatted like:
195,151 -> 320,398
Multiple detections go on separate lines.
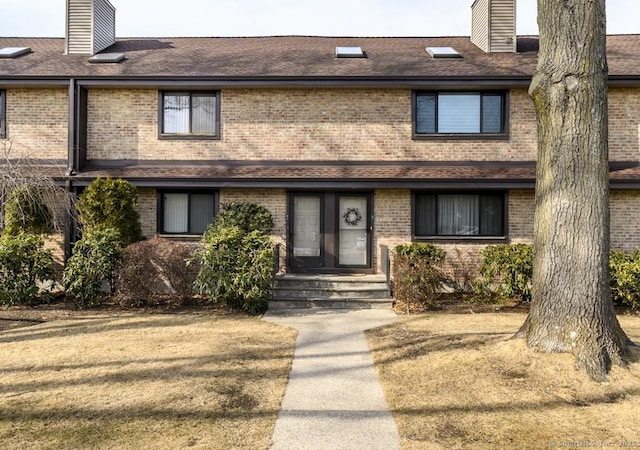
287,191 -> 374,273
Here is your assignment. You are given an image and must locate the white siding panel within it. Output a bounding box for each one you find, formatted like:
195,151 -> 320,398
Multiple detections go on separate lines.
66,0 -> 92,54
93,0 -> 116,54
66,0 -> 116,55
490,0 -> 516,52
470,0 -> 490,53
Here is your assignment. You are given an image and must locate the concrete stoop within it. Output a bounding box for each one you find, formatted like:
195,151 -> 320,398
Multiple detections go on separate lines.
270,274 -> 393,309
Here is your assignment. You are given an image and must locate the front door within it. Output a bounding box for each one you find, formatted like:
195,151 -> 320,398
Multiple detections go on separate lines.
289,192 -> 372,271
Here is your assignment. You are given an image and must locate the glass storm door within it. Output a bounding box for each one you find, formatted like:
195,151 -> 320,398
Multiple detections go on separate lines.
291,194 -> 322,268
289,192 -> 371,271
338,195 -> 369,267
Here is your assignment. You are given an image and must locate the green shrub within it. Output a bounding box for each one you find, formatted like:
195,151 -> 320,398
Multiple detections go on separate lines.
476,243 -> 533,302
610,249 -> 640,311
392,243 -> 447,311
192,224 -> 274,314
115,237 -> 199,307
77,178 -> 143,245
213,202 -> 274,235
63,227 -> 123,308
2,185 -> 54,236
0,233 -> 54,306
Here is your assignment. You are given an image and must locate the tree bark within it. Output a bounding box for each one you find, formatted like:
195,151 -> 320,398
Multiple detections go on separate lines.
516,0 -> 632,381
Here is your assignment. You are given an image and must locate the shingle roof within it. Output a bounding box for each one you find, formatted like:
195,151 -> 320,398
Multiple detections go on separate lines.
75,160 -> 537,185
2,35 -> 637,80
69,160 -> 640,189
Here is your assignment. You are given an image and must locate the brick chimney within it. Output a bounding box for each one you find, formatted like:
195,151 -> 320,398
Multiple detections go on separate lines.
470,0 -> 517,53
65,0 -> 116,55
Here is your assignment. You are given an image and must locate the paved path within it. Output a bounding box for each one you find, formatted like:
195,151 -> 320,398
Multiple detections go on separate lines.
263,309 -> 401,450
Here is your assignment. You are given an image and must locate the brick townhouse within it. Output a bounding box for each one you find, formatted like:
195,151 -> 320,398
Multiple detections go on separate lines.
2,0 -> 640,289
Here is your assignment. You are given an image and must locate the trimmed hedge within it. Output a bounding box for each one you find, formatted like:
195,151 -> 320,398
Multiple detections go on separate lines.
2,185 -> 54,236
63,227 -> 123,308
0,233 -> 54,306
192,224 -> 274,314
392,243 -> 447,311
475,244 -> 640,311
476,243 -> 534,302
610,249 -> 640,311
77,178 -> 143,246
213,202 -> 274,235
115,237 -> 199,307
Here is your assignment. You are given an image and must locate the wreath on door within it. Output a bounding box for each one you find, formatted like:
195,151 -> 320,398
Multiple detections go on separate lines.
343,207 -> 362,226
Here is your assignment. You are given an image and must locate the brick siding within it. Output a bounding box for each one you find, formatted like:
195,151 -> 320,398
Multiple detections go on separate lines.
2,88 -> 68,161
86,87 -> 537,162
611,190 -> 640,250
136,188 -> 157,238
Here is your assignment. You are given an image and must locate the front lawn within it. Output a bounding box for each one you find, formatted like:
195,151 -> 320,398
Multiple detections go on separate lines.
368,313 -> 640,449
0,312 -> 296,449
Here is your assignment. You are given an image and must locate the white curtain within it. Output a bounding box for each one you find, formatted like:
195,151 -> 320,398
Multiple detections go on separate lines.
191,95 -> 216,133
438,195 -> 479,235
163,193 -> 188,233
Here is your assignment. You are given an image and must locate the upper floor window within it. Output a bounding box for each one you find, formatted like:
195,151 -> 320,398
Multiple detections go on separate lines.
159,91 -> 220,139
0,90 -> 6,139
159,190 -> 217,235
413,91 -> 506,137
413,191 -> 506,239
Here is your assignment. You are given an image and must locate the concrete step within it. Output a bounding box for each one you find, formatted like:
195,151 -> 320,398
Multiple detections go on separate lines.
273,286 -> 390,300
270,274 -> 392,309
269,297 -> 394,310
274,274 -> 388,289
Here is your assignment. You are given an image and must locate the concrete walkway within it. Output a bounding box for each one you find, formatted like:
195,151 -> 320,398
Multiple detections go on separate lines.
263,309 -> 401,450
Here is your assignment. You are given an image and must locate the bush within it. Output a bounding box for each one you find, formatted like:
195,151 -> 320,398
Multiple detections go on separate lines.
115,237 -> 199,307
192,224 -> 274,314
392,243 -> 447,311
476,243 -> 533,302
213,202 -> 274,235
63,227 -> 123,308
610,249 -> 640,311
2,185 -> 54,236
77,178 -> 143,245
0,233 -> 54,306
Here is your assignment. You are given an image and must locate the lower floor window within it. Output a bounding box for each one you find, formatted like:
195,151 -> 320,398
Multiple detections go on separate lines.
160,191 -> 217,234
414,192 -> 505,237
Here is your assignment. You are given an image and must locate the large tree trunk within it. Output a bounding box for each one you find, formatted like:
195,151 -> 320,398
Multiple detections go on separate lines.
516,0 -> 631,381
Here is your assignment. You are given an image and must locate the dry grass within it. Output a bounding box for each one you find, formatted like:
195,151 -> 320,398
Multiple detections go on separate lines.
0,313 -> 296,449
367,313 -> 640,450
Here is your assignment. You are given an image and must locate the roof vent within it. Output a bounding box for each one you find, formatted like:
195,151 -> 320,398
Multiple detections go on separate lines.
336,46 -> 366,58
425,47 -> 462,58
0,47 -> 32,59
88,52 -> 125,63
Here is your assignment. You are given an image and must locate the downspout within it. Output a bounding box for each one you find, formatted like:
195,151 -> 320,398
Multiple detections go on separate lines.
64,78 -> 76,262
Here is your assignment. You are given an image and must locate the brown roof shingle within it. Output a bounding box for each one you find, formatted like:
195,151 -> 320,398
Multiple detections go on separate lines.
3,35 -> 637,80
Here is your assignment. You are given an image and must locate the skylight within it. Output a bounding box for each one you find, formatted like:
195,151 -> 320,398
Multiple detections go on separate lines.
335,46 -> 366,58
88,52 -> 126,64
425,47 -> 462,58
0,47 -> 31,59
